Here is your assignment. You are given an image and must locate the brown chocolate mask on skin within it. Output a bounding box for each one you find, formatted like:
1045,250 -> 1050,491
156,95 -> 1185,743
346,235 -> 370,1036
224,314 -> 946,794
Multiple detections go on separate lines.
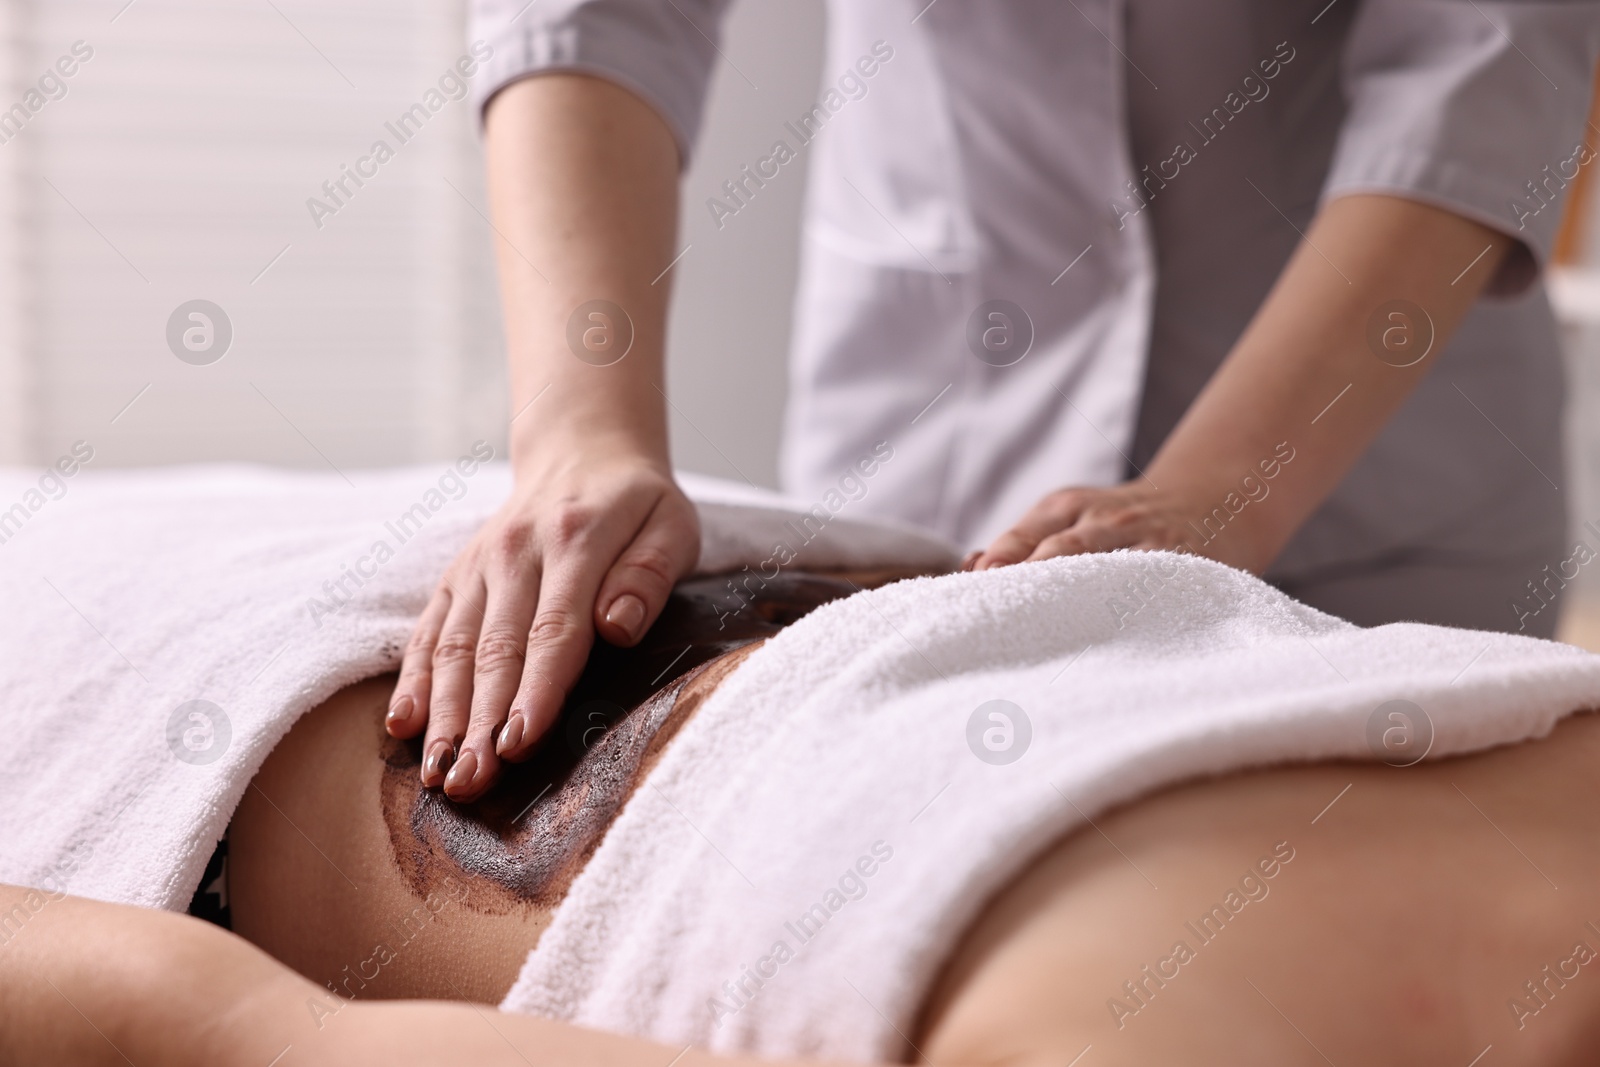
381,572 -> 858,914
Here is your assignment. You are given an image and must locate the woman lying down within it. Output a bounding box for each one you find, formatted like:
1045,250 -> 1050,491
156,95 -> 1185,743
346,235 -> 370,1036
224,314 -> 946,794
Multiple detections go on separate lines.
7,554 -> 1600,1066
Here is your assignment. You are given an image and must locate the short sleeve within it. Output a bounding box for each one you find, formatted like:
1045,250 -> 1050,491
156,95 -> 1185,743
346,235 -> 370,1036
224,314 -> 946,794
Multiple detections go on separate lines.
1323,0 -> 1600,295
469,0 -> 735,167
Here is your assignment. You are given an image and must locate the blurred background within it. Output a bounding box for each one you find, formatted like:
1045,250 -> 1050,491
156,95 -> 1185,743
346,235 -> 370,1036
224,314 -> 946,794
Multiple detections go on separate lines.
4,0 -> 1600,643
0,0 -> 823,484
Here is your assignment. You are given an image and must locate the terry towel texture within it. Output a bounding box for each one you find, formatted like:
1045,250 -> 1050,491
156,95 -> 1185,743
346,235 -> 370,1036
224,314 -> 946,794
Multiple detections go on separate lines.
499,550 -> 1600,1061
0,463 -> 956,911
9,461 -> 1600,1064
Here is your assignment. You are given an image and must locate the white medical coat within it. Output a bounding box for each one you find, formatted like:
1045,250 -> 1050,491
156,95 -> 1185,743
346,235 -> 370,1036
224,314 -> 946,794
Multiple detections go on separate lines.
471,0 -> 1600,579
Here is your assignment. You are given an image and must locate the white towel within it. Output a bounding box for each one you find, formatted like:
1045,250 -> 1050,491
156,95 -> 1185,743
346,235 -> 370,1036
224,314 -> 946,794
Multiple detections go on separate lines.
498,550 -> 1600,1061
0,461 -> 957,910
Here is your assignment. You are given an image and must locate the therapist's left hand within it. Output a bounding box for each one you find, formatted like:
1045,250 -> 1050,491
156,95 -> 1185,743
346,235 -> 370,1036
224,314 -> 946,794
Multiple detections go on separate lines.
967,482 -> 1264,574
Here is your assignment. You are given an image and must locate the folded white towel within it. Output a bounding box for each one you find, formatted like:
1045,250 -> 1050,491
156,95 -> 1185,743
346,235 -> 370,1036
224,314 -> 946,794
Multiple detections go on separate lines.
498,550 -> 1600,1061
0,461 -> 956,910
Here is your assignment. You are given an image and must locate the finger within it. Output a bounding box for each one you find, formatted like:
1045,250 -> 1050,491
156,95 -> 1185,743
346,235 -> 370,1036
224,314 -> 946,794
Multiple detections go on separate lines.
976,492 -> 1092,570
1025,529 -> 1099,561
445,566 -> 542,802
975,527 -> 1044,570
593,505 -> 699,648
420,578 -> 487,788
503,552 -> 604,762
1025,513 -> 1142,561
388,586 -> 453,740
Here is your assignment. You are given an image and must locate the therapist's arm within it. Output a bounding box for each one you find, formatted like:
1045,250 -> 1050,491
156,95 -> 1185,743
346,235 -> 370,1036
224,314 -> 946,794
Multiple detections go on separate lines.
388,74 -> 700,802
972,193 -> 1514,575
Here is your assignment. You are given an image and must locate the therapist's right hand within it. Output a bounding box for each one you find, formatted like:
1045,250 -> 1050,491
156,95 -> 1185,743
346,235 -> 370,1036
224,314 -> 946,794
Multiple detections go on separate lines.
384,452 -> 700,803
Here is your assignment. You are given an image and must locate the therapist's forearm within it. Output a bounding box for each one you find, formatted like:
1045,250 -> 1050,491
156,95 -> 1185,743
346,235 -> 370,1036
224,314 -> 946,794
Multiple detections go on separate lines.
1145,193 -> 1513,572
483,74 -> 682,471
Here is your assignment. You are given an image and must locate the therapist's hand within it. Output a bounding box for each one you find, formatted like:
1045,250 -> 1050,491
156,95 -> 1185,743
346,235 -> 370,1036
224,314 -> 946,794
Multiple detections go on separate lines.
390,70 -> 695,803
967,481 -> 1265,574
385,452 -> 700,803
973,196 -> 1515,581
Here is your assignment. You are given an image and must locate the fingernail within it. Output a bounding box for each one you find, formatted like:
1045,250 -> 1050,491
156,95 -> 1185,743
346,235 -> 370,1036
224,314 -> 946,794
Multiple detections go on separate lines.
386,694 -> 414,732
605,594 -> 646,640
422,739 -> 454,785
497,712 -> 526,755
444,749 -> 478,796
960,551 -> 982,572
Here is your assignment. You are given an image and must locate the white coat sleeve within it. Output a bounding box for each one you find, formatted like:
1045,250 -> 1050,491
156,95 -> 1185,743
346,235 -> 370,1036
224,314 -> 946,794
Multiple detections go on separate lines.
1323,0 -> 1600,294
469,0 -> 735,166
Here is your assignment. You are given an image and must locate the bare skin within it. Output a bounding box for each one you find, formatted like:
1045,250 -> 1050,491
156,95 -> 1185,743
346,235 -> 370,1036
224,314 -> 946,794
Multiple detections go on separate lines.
230,676 -> 543,1005
920,712 -> 1600,1066
5,667 -> 1600,1065
398,71 -> 1521,802
237,572 -> 869,1002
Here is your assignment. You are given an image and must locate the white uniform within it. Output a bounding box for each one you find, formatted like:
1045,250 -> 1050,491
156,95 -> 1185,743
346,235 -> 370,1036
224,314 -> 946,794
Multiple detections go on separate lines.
470,0 -> 1600,635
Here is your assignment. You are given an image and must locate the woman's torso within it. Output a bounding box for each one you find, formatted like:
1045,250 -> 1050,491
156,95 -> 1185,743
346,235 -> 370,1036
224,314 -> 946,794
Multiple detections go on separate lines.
227,604 -> 1600,1063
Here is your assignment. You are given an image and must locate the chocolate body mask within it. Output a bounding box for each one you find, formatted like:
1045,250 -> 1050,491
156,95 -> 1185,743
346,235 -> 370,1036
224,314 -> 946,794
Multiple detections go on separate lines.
381,573 -> 857,913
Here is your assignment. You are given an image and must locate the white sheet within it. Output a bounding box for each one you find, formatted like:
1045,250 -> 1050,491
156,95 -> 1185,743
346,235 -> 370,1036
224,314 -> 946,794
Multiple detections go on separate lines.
0,461 -> 956,910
